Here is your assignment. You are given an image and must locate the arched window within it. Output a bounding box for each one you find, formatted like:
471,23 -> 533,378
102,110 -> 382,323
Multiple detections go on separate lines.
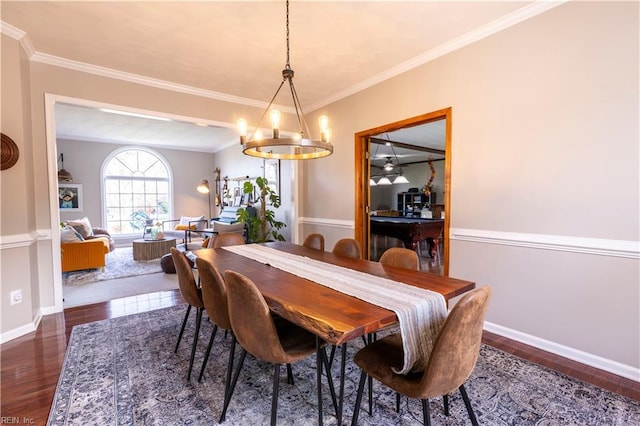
102,147 -> 172,235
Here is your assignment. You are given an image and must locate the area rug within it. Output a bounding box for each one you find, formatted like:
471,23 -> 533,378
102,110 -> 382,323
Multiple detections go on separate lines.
63,247 -> 163,286
47,305 -> 640,425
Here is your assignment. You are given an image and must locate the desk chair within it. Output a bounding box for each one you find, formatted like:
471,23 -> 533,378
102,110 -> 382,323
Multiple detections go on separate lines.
351,286 -> 492,426
303,233 -> 325,251
171,247 -> 205,381
332,238 -> 362,259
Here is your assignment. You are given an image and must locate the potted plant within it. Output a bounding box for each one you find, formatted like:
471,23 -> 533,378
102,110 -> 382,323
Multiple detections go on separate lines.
237,176 -> 286,243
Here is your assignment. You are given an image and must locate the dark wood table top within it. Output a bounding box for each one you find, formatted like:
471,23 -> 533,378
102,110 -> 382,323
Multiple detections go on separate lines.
194,242 -> 475,345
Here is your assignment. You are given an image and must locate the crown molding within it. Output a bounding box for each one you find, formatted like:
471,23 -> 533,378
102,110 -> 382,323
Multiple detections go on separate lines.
1,20 -> 35,57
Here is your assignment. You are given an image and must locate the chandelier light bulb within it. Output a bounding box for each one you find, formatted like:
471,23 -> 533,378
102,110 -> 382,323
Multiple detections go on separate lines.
254,129 -> 264,140
237,118 -> 248,144
270,109 -> 281,138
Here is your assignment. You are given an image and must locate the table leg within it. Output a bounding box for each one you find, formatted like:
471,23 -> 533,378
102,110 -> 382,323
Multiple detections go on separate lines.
317,336 -> 323,425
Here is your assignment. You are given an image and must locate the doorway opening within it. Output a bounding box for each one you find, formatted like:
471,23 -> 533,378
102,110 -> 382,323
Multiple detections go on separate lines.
354,108 -> 452,276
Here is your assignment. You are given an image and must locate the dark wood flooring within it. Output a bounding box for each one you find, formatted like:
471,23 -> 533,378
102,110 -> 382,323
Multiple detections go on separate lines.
2,289 -> 637,425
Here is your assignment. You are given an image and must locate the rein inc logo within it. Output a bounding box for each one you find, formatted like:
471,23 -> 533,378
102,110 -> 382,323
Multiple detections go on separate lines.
1,418 -> 34,424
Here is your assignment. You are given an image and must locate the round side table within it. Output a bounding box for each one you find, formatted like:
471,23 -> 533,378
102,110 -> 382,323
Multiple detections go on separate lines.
132,238 -> 177,260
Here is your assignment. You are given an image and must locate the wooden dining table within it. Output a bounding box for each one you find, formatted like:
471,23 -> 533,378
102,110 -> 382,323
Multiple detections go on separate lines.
194,241 -> 475,424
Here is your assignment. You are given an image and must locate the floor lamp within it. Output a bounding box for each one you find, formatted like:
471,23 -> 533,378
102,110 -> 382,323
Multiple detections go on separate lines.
197,179 -> 212,223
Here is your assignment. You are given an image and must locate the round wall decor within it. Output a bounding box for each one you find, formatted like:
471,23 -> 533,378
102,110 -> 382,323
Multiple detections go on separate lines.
1,133 -> 20,170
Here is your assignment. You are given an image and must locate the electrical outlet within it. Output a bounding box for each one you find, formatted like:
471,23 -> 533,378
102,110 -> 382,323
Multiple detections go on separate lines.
10,290 -> 22,305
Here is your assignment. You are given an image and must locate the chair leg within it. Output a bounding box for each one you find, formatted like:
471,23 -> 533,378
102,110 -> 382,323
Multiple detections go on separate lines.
271,364 -> 281,426
351,369 -> 367,425
421,399 -> 431,426
459,384 -> 479,426
286,363 -> 294,385
396,392 -> 401,412
187,307 -> 203,380
443,394 -> 450,416
198,324 -> 219,382
220,347 -> 247,423
319,346 -> 338,415
223,335 -> 237,400
175,305 -> 192,353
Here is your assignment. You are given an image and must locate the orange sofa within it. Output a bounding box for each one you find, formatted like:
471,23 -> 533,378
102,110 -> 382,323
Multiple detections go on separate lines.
61,237 -> 112,273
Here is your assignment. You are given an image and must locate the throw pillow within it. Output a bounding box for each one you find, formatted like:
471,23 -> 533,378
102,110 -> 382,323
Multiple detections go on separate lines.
60,225 -> 84,243
201,237 -> 210,248
66,216 -> 93,239
177,215 -> 206,231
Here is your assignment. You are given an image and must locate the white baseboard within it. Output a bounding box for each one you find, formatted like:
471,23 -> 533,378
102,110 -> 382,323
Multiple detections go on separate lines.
484,321 -> 640,382
0,310 -> 43,345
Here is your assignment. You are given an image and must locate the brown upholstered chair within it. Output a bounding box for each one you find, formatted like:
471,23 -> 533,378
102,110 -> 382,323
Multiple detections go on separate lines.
211,232 -> 246,248
170,247 -> 205,380
332,238 -> 361,259
195,258 -> 235,384
302,233 -> 325,251
220,270 -> 336,425
351,286 -> 492,426
379,247 -> 420,271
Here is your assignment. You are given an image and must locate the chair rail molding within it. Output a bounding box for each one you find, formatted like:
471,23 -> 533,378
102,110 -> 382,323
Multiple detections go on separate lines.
0,229 -> 51,250
298,217 -> 354,229
451,228 -> 640,259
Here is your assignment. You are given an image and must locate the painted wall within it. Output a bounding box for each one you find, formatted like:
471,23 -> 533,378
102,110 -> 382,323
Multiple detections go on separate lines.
299,2 -> 639,372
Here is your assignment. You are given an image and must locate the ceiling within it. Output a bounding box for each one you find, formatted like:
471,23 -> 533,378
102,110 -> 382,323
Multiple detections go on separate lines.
2,1 -> 549,155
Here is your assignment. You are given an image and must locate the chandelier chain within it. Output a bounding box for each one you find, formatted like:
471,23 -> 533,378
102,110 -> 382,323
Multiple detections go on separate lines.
285,0 -> 291,70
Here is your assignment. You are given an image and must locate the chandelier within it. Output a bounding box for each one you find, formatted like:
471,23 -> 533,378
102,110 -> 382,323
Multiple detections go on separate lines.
237,0 -> 333,160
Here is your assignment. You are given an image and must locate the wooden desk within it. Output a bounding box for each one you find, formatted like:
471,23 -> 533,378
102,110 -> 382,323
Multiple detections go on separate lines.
194,242 -> 474,424
194,242 -> 473,345
370,216 -> 444,257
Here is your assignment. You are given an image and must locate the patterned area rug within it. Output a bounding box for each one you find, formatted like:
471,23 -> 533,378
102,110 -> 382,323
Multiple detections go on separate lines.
63,247 -> 163,286
47,305 -> 640,425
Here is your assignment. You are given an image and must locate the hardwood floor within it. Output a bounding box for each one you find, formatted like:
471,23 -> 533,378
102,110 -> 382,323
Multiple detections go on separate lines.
1,289 -> 637,425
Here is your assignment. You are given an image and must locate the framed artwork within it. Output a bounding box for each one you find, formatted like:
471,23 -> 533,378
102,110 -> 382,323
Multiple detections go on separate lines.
58,183 -> 83,212
264,159 -> 280,199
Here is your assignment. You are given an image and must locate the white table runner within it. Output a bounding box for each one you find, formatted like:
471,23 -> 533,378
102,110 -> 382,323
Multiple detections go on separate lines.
222,244 -> 446,374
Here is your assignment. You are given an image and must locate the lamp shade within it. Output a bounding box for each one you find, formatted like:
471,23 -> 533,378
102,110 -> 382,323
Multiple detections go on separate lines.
369,178 -> 377,186
197,179 -> 210,194
377,176 -> 392,185
393,175 -> 409,184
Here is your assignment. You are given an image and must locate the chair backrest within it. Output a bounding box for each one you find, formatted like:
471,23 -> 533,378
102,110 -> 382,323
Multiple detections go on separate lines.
302,233 -> 325,251
224,270 -> 287,363
170,247 -> 203,308
212,232 -> 246,248
379,247 -> 420,271
420,286 -> 492,397
332,238 -> 362,259
195,257 -> 232,331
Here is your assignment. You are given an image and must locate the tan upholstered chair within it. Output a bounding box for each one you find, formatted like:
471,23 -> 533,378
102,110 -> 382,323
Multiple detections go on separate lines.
332,238 -> 362,259
303,233 -> 325,251
170,247 -> 205,380
351,286 -> 492,426
379,247 -> 420,271
211,232 -> 246,248
220,270 -> 335,425
195,258 -> 235,384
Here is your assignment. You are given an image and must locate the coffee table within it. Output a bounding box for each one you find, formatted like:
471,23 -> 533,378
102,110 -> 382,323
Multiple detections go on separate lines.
132,238 -> 177,260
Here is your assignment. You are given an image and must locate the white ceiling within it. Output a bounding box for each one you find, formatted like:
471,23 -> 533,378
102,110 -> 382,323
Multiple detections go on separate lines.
2,1 -> 554,154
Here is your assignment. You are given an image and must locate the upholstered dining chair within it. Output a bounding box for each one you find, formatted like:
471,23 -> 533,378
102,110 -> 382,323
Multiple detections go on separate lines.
303,233 -> 325,251
170,247 -> 205,381
211,232 -> 246,248
195,258 -> 234,384
220,270 -> 337,425
351,286 -> 492,426
332,238 -> 362,259
379,247 -> 420,271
